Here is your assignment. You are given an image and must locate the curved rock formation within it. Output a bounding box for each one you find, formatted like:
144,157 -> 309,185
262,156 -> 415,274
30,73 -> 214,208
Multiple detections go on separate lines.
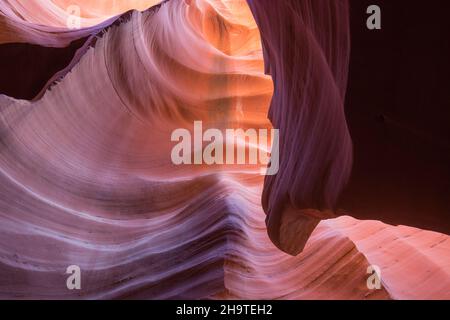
0,0 -> 449,300
247,0 -> 353,255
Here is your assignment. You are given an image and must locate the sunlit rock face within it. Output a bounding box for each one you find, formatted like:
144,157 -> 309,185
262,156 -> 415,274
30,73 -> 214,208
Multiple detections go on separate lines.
0,0 -> 161,27
0,0 -> 449,299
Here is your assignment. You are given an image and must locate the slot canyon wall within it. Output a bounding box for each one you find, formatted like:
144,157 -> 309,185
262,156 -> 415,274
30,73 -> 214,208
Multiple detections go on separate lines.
0,0 -> 448,299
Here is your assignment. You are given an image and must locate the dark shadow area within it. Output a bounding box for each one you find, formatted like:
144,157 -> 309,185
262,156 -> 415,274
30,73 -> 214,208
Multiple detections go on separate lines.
341,0 -> 450,233
0,37 -> 88,100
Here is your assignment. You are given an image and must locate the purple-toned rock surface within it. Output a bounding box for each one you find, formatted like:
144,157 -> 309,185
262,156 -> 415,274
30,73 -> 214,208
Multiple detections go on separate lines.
0,0 -> 448,299
247,0 -> 353,255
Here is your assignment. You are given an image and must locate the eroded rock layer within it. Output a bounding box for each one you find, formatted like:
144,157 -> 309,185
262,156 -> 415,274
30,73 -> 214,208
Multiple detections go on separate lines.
0,0 -> 449,299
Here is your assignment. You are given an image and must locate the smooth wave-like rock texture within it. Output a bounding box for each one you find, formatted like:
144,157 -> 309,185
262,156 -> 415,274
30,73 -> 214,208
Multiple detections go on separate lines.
0,0 -> 449,299
247,0 -> 353,255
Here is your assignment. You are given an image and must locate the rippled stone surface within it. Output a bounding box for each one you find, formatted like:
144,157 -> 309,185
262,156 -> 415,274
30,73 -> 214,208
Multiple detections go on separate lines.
0,0 -> 448,299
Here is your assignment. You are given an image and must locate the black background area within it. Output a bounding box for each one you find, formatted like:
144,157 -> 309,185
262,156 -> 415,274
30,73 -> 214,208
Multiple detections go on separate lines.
341,0 -> 450,233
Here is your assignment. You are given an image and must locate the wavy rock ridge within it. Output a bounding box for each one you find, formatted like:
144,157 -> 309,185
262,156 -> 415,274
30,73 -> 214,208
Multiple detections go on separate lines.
0,0 -> 449,299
